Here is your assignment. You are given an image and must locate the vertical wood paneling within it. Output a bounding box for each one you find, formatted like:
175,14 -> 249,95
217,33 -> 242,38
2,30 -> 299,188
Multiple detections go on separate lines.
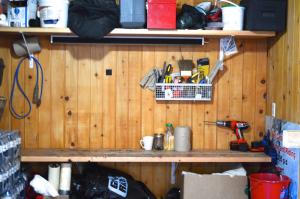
2,36 -> 268,197
153,46 -> 168,198
11,49 -> 25,147
102,46 -> 117,149
291,0 -> 300,123
0,39 -> 11,130
191,45 -> 206,149
140,46 -> 155,193
216,43 -> 231,150
90,46 -> 104,149
65,45 -> 78,149
229,40 -> 244,142
266,0 -> 300,124
38,39 -> 51,148
127,46 -> 142,181
255,41 -> 267,140
24,56 -> 38,148
204,39 -> 218,150
128,46 -> 142,149
242,41 -> 256,142
77,46 -> 91,149
115,46 -> 129,149
50,45 -> 65,148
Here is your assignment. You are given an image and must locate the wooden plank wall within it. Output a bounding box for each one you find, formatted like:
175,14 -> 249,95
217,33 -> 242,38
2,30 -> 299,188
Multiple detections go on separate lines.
266,0 -> 300,124
0,0 -> 270,197
0,37 -> 266,197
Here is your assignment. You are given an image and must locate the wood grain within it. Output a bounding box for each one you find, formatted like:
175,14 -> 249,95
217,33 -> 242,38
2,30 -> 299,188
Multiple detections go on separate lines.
0,38 -> 11,130
1,37 -> 268,197
21,149 -> 272,163
0,27 -> 276,38
266,0 -> 300,125
38,39 -> 51,148
65,45 -> 78,149
50,45 -> 65,148
77,46 -> 91,149
115,46 -> 129,149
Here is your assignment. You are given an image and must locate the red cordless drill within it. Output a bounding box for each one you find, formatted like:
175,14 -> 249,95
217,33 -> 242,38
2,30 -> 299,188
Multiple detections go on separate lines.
206,120 -> 249,152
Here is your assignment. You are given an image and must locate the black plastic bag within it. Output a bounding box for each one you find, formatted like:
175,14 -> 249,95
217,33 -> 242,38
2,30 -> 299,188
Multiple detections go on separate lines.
71,163 -> 156,199
68,0 -> 119,39
165,188 -> 180,199
176,4 -> 206,29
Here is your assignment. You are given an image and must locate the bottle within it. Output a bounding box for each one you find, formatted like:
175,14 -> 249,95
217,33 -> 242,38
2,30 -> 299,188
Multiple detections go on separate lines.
165,123 -> 174,150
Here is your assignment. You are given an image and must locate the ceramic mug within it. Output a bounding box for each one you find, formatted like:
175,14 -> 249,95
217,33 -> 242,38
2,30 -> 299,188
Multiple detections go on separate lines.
140,136 -> 154,151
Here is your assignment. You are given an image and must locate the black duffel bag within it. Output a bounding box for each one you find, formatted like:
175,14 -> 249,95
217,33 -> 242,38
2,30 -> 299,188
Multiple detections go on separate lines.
71,163 -> 156,199
68,0 -> 119,39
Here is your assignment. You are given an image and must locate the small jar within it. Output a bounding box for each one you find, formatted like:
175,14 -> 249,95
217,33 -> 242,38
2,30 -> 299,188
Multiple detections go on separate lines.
153,133 -> 164,150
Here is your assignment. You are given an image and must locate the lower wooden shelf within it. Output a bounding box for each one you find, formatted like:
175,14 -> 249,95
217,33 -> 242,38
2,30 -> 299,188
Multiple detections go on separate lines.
21,149 -> 271,163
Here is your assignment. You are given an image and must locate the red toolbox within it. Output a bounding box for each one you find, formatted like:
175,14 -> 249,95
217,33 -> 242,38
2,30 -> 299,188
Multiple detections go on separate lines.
147,0 -> 176,29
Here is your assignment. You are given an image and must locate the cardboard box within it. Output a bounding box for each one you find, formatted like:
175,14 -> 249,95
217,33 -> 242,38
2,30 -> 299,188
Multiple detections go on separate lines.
7,0 -> 37,27
182,172 -> 248,199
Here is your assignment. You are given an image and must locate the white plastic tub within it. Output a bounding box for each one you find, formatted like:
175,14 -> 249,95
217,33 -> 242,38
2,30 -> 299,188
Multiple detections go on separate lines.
38,0 -> 69,28
222,6 -> 245,30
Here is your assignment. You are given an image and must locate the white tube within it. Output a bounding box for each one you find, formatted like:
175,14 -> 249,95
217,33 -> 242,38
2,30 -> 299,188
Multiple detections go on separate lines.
48,164 -> 60,191
59,163 -> 72,195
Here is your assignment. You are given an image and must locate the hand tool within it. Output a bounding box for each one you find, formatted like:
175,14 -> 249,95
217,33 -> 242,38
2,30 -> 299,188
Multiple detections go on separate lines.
159,62 -> 167,83
205,120 -> 249,151
178,59 -> 193,82
164,64 -> 173,83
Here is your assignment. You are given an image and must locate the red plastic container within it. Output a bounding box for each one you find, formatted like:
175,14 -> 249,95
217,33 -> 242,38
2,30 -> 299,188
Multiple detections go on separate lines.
249,173 -> 290,199
147,0 -> 176,29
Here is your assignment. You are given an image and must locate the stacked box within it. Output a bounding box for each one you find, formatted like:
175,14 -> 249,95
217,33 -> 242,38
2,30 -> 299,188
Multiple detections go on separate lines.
0,130 -> 25,198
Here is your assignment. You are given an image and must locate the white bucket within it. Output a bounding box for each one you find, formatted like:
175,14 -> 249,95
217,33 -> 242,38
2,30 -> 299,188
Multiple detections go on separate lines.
222,6 -> 245,30
38,0 -> 69,28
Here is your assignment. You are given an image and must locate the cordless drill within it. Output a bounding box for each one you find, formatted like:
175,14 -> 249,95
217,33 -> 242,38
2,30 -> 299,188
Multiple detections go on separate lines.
207,120 -> 249,152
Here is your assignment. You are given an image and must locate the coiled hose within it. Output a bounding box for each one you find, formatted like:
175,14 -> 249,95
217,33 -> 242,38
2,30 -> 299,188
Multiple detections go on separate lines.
9,56 -> 43,119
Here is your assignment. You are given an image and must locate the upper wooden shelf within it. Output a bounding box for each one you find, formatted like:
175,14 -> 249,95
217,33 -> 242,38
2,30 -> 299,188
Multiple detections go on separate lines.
21,149 -> 271,163
0,27 -> 276,38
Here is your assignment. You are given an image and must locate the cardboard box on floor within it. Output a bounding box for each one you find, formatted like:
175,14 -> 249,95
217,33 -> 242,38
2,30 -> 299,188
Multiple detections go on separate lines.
182,172 -> 248,199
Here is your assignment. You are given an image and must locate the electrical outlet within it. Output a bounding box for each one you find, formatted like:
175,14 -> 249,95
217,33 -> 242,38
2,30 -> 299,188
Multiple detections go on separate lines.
272,102 -> 276,117
106,69 -> 112,76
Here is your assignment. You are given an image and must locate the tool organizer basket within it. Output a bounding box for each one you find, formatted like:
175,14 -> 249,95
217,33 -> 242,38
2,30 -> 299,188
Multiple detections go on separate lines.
155,83 -> 212,101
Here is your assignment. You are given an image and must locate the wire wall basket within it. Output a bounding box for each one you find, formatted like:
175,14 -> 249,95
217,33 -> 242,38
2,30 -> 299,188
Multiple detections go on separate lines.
155,83 -> 212,101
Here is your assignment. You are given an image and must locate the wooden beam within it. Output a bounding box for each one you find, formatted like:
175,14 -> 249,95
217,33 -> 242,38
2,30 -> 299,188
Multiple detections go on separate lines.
21,149 -> 271,163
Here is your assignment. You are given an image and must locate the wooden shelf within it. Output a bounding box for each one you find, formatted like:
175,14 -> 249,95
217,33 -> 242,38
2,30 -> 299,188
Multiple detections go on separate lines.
21,149 -> 271,163
0,27 -> 276,38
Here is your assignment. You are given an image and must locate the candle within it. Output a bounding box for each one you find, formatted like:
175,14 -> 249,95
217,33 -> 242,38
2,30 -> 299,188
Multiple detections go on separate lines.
59,163 -> 72,195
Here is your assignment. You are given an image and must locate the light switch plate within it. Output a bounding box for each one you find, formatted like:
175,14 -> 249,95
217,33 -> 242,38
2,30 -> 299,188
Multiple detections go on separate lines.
272,102 -> 276,117
283,130 -> 300,148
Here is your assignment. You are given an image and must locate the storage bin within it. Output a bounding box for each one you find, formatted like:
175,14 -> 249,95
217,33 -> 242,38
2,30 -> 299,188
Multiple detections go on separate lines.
120,0 -> 145,28
240,0 -> 287,32
147,0 -> 176,29
38,0 -> 69,28
155,83 -> 212,101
